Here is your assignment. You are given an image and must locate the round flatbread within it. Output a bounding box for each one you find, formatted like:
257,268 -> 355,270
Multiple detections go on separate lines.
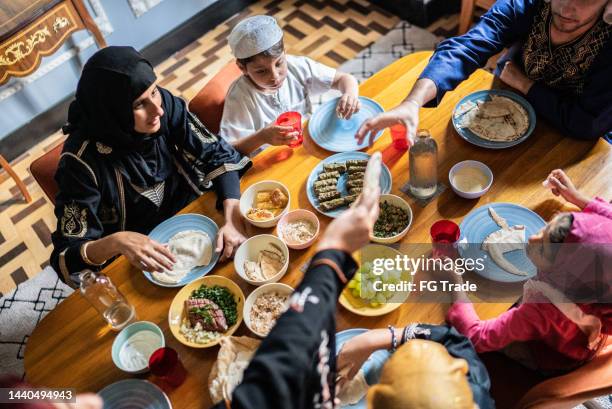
152,230 -> 212,283
457,96 -> 529,142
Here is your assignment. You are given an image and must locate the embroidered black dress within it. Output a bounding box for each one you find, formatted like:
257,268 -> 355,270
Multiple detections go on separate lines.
50,47 -> 250,285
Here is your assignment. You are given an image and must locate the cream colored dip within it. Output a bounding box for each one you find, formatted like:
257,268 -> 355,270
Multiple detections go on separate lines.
452,167 -> 489,193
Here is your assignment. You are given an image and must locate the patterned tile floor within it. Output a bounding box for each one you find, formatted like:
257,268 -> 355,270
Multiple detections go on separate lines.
0,0 -> 460,295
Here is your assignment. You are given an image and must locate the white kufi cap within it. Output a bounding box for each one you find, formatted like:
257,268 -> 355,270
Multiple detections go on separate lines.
228,15 -> 284,59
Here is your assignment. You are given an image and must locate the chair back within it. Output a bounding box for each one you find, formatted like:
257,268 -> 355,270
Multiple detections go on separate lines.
188,61 -> 242,134
515,338 -> 612,409
30,142 -> 63,205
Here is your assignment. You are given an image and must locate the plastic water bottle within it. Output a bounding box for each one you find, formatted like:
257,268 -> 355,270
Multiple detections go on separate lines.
409,129 -> 438,199
79,270 -> 136,331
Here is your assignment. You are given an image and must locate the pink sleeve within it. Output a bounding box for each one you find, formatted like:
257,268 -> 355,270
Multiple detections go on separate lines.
446,302 -> 551,353
583,197 -> 612,220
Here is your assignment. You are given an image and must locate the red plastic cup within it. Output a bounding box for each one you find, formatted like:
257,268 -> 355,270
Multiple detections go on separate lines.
390,124 -> 409,150
275,111 -> 303,148
430,220 -> 460,259
149,347 -> 187,387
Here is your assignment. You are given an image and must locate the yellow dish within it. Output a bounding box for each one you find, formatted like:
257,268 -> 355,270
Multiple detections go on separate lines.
168,275 -> 244,348
340,244 -> 412,317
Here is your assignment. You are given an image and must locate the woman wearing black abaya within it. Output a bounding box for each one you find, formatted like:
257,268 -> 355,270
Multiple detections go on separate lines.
50,46 -> 251,286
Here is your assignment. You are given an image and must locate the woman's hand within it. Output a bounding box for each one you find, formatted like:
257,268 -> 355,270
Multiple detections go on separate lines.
112,231 -> 175,272
262,124 -> 300,146
499,61 -> 534,95
355,100 -> 419,147
545,169 -> 590,209
216,198 -> 248,260
317,185 -> 380,254
336,92 -> 361,120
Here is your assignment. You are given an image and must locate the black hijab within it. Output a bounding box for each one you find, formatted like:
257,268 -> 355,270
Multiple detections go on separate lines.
64,46 -> 173,188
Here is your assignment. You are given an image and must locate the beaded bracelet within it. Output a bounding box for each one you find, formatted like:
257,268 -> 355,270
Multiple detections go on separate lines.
388,325 -> 398,353
400,325 -> 409,345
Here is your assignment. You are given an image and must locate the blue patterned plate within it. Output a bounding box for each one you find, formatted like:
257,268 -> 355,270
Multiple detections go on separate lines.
335,328 -> 391,409
307,152 -> 392,218
308,96 -> 384,152
459,203 -> 546,282
99,379 -> 172,409
452,89 -> 536,149
144,214 -> 220,287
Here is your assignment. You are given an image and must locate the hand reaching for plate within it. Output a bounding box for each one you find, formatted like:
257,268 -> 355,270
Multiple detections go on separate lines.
217,198 -> 248,260
336,92 -> 361,120
317,154 -> 381,254
355,101 -> 418,147
113,231 -> 176,272
336,330 -> 383,382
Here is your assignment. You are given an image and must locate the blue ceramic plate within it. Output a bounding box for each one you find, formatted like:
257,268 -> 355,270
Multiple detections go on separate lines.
452,90 -> 536,149
307,152 -> 392,218
99,379 -> 172,409
308,96 -> 384,152
144,214 -> 220,287
459,203 -> 546,283
336,328 -> 391,409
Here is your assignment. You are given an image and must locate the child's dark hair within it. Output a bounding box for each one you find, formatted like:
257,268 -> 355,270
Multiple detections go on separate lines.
237,38 -> 285,65
549,213 -> 574,244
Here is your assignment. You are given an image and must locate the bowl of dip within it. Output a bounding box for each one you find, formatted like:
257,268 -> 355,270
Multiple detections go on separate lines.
449,160 -> 493,199
276,209 -> 320,250
112,321 -> 165,374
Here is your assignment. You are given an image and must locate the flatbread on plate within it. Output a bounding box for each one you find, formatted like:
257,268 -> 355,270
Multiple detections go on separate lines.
152,229 -> 212,283
456,95 -> 529,142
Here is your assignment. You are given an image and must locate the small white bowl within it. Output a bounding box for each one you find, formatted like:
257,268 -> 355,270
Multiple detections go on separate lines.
243,282 -> 294,338
276,209 -> 320,250
234,234 -> 290,286
449,160 -> 493,199
240,180 -> 291,228
370,194 -> 413,244
111,321 -> 165,374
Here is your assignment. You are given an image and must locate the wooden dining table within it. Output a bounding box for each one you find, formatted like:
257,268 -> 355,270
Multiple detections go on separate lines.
25,51 -> 612,407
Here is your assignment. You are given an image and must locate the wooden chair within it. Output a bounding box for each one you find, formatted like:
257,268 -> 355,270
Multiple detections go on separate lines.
458,0 -> 497,35
516,338 -> 612,409
0,154 -> 32,203
30,143 -> 64,205
481,338 -> 612,409
188,61 -> 242,134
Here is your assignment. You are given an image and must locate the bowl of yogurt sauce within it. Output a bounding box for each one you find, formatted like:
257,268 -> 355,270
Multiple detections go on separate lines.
449,160 -> 493,199
112,321 -> 165,374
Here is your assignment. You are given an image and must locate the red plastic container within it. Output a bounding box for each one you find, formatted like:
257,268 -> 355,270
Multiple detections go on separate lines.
275,111 -> 303,148
430,220 -> 460,259
149,347 -> 187,387
390,123 -> 409,150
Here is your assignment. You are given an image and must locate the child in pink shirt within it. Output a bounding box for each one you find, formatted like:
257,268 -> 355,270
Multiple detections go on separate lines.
447,169 -> 612,372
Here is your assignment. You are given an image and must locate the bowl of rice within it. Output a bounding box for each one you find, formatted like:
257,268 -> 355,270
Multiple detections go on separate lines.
243,283 -> 294,337
276,209 -> 320,250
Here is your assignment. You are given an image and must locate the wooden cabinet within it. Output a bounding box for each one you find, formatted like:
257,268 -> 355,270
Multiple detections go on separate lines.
0,0 -> 107,85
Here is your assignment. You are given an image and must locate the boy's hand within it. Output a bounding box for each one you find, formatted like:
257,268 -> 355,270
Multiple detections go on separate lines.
262,124 -> 300,146
336,93 -> 361,120
544,169 -> 590,210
